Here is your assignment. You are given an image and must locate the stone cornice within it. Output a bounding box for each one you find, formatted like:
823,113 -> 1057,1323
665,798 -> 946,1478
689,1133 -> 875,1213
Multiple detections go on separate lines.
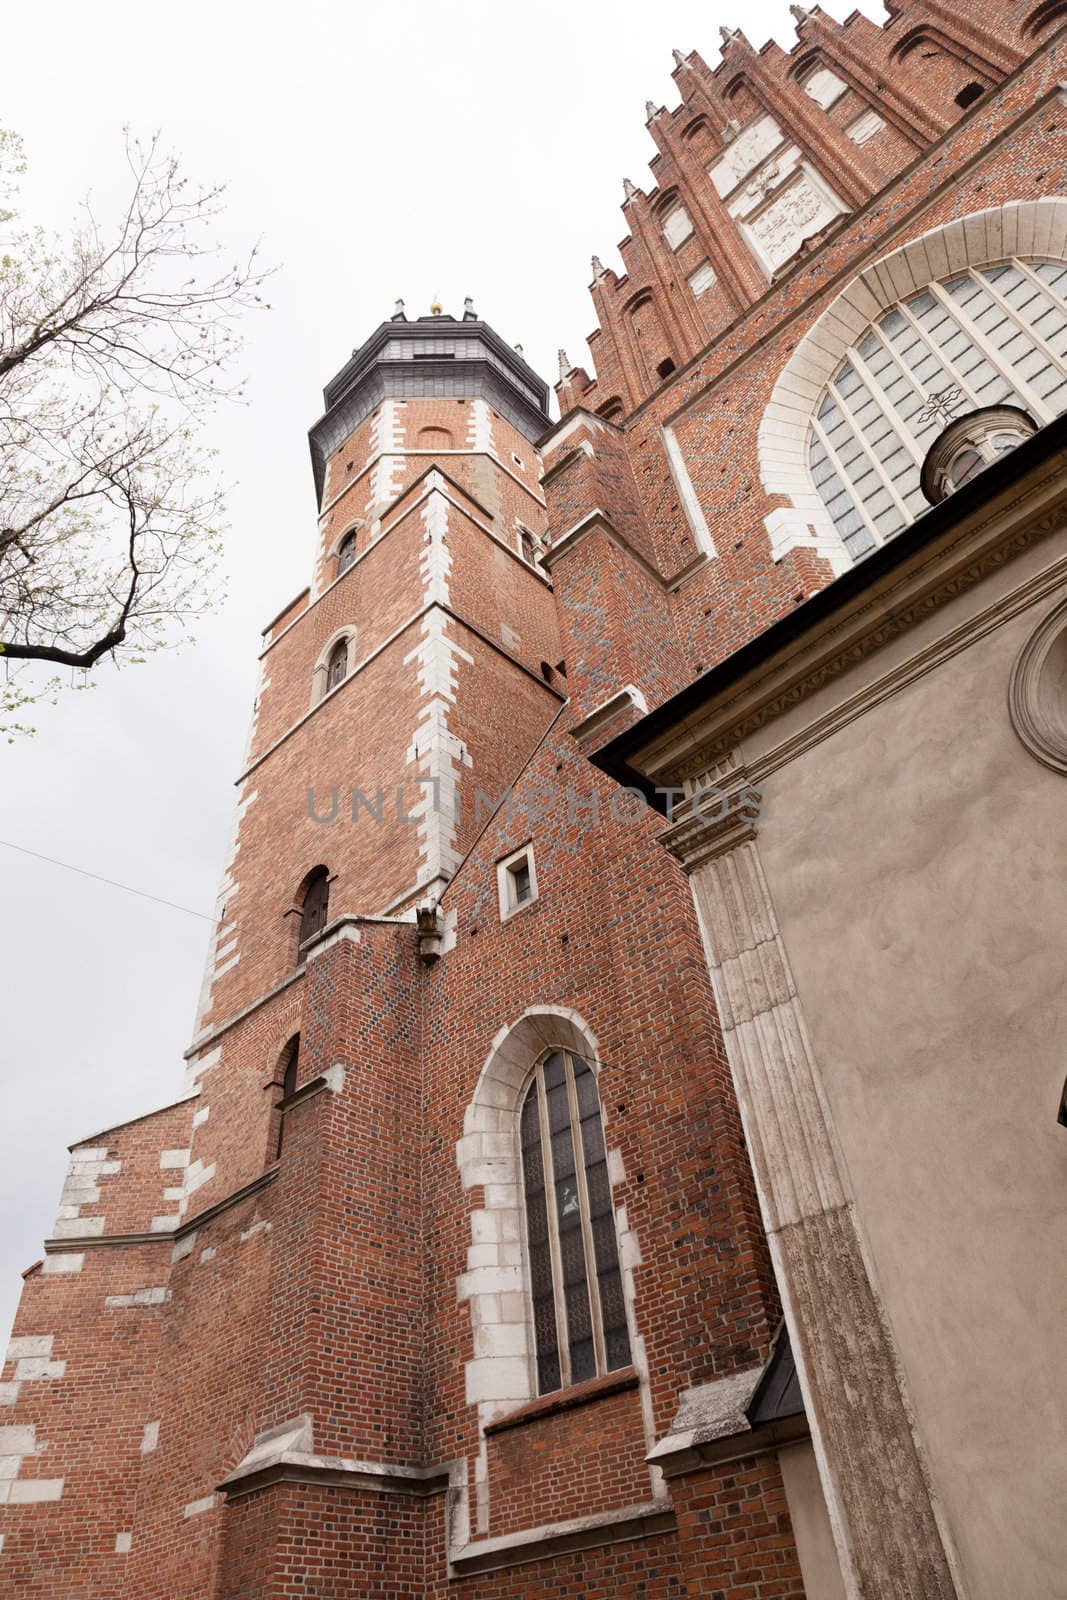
174,1166 -> 279,1239
218,1450 -> 453,1502
450,1500 -> 676,1576
43,1230 -> 172,1253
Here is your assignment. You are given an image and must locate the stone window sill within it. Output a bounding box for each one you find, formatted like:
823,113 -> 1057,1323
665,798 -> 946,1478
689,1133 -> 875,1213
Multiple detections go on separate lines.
483,1367 -> 639,1437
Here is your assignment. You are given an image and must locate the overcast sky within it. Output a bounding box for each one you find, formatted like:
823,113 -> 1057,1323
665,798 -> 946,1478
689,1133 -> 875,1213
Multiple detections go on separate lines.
0,0 -> 885,1341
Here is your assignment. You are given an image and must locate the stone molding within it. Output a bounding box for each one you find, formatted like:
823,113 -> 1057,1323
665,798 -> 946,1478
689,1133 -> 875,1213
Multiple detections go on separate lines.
216,1413 -> 674,1577
569,686 -> 650,755
647,1365 -> 809,1477
757,194 -> 1067,560
456,1005 -> 653,1536
43,1230 -> 172,1254
1007,588 -> 1067,773
450,1500 -> 676,1577
483,1367 -> 639,1437
662,779 -> 964,1600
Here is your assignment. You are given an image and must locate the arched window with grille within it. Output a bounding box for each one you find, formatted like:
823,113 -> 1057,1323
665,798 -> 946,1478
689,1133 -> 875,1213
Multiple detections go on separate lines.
298,867 -> 330,954
337,531 -> 357,575
808,259 -> 1067,561
326,637 -> 349,692
520,1049 -> 631,1394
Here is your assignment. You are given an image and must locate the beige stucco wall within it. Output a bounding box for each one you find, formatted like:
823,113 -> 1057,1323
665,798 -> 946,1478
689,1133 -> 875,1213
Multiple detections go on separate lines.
779,1440 -> 848,1600
753,559 -> 1067,1599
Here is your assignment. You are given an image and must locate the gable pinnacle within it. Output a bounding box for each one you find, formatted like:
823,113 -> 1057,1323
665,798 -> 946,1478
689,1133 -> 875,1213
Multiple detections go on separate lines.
646,100 -> 659,122
672,48 -> 687,68
557,348 -> 572,381
623,177 -> 639,202
790,3 -> 810,22
591,254 -> 606,282
719,25 -> 736,48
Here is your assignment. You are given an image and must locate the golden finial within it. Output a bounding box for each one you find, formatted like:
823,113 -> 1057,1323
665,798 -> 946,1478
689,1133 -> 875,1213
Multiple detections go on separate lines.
430,295 -> 443,315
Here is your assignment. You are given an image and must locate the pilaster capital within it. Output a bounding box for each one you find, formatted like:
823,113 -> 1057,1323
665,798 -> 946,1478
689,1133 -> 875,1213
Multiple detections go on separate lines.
657,768 -> 763,872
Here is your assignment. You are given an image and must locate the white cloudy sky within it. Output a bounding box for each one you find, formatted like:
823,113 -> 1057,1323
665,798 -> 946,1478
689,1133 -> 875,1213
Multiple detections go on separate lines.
0,0 -> 885,1339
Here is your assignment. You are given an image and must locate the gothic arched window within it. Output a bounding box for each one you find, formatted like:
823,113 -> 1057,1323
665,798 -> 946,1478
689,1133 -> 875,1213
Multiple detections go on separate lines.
337,531 -> 357,575
298,867 -> 330,953
520,1049 -> 630,1394
274,1035 -> 300,1158
326,637 -> 348,692
808,259 -> 1067,561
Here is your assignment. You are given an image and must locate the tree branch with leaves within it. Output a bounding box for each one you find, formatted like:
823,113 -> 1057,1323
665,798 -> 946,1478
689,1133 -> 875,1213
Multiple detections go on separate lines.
0,127 -> 271,735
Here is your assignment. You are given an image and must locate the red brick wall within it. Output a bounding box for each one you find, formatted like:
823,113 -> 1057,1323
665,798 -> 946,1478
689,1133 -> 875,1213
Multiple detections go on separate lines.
11,7 -> 1059,1594
545,26 -> 1067,732
672,1456 -> 806,1599
485,1384 -> 651,1537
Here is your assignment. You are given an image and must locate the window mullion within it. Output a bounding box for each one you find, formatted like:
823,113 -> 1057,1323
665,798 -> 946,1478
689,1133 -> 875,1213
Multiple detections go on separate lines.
847,343 -> 927,468
892,296 -> 986,413
828,383 -> 911,522
927,276 -> 1056,423
827,381 -> 911,525
565,1055 -> 606,1378
974,262 -> 1067,388
809,412 -> 877,548
536,1064 -> 571,1390
1013,254 -> 1067,348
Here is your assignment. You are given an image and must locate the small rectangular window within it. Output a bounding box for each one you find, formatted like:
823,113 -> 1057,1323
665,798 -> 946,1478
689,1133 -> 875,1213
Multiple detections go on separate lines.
497,844 -> 538,920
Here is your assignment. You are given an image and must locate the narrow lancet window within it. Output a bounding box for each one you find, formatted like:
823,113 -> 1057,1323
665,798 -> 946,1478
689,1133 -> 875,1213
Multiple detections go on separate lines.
326,638 -> 348,691
337,532 -> 357,575
520,1049 -> 631,1394
298,866 -> 330,952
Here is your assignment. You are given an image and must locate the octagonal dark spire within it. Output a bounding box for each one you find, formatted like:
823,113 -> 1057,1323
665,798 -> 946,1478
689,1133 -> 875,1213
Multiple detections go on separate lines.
308,305 -> 551,502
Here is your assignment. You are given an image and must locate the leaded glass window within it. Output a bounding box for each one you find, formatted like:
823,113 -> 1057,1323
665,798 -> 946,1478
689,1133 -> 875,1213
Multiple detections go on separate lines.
520,1049 -> 631,1395
809,259 -> 1067,561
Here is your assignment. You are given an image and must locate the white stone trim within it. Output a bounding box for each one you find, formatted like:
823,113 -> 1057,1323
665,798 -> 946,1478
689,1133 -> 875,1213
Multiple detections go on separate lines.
846,109 -> 886,146
495,843 -> 539,922
0,1423 -> 64,1505
757,199 -> 1067,566
183,1494 -> 217,1519
662,425 -> 716,558
310,625 -> 360,709
456,1006 -> 650,1534
104,1287 -> 170,1309
40,1254 -> 84,1275
802,67 -> 848,109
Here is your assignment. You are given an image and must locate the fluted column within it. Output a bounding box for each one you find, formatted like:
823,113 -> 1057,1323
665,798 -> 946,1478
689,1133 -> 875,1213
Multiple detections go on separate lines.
661,783 -> 965,1600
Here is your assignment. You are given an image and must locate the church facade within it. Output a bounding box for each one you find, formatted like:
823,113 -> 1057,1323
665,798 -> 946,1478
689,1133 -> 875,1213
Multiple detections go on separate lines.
3,4 -> 1066,1597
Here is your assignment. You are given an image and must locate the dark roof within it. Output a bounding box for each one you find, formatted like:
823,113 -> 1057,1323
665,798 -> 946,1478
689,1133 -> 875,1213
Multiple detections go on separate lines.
746,1324 -> 805,1428
592,409 -> 1067,810
308,313 -> 551,502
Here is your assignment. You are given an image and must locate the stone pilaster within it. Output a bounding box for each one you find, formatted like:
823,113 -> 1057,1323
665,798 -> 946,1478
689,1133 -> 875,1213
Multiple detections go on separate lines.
661,781 -> 965,1600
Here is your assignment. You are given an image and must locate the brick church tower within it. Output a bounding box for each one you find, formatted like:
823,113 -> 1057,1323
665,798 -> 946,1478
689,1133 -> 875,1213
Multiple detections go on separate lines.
5,3 -> 1067,1597
0,304 -> 811,1597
